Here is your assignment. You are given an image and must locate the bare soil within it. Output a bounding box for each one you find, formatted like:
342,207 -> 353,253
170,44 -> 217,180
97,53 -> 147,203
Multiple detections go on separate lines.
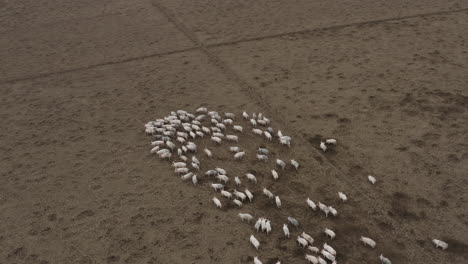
0,1 -> 467,264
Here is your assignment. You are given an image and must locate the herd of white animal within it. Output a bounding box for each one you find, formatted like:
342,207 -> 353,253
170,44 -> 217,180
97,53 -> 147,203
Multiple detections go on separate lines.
144,108 -> 449,264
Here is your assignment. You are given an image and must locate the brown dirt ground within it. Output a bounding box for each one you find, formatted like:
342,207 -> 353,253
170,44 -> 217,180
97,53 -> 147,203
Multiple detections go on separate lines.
1,1 -> 467,264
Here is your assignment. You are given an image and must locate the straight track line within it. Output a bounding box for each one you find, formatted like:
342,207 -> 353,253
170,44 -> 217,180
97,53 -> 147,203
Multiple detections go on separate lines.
2,7 -> 466,85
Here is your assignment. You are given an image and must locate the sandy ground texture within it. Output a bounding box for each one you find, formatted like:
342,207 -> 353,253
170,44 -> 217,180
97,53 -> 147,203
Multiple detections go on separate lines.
1,0 -> 467,264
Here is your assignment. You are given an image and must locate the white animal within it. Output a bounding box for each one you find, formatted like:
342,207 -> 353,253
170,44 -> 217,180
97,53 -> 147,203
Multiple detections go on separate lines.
338,192 -> 347,202
275,196 -> 281,208
368,175 -> 377,184
182,146 -> 188,153
229,146 -> 240,152
233,125 -> 243,133
257,154 -> 268,162
254,257 -> 262,264
306,198 -> 317,210
192,174 -> 198,185
254,218 -> 262,232
238,213 -> 253,222
318,202 -> 329,217
265,220 -> 272,234
150,146 -> 160,154
211,183 -> 224,191
320,141 -> 327,152
206,170 -> 218,177
204,148 -> 212,157
192,156 -> 200,165
216,174 -> 229,183
301,232 -> 314,244
379,254 -> 392,264
196,115 -> 206,122
276,159 -> 286,170
255,218 -> 263,232
325,138 -> 337,145
164,131 -> 174,137
291,160 -> 299,170
305,255 -> 318,264
208,111 -> 218,117
180,155 -> 188,162
260,218 -> 267,232
288,216 -> 299,227
223,119 -> 233,126
211,136 -> 222,144
432,239 -> 448,250
235,176 -> 241,186
277,130 -> 283,137
212,132 -> 224,138
145,127 -> 155,135
202,126 -> 210,134
283,224 -> 290,237
196,107 -> 207,113
166,141 -> 175,150
246,173 -> 257,183
172,162 -> 186,168
323,243 -> 336,255
151,140 -> 165,146
245,189 -> 254,202
318,257 -> 327,264
324,228 -> 336,239
234,151 -> 245,160
226,135 -> 238,142
225,112 -> 235,119
242,111 -> 249,119
250,235 -> 260,250
279,138 -> 291,147
257,120 -> 267,126
221,190 -> 232,199
258,148 -> 269,154
263,188 -> 274,199
177,132 -> 188,138
297,236 -> 308,248
216,123 -> 226,130
191,162 -> 200,170
212,197 -> 222,208
360,236 -> 376,248
328,206 -> 338,216
215,168 -> 226,175
271,170 -> 279,180
308,246 -> 319,253
233,199 -> 243,207
186,142 -> 197,152
233,190 -> 247,201
250,119 -> 257,127
175,168 -> 189,174
321,250 -> 335,262
252,128 -> 263,135
181,172 -> 194,181
156,149 -> 170,155
264,131 -> 272,141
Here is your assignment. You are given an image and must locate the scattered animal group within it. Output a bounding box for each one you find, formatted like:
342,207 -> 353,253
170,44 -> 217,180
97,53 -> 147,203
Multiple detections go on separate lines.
144,108 -> 448,263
